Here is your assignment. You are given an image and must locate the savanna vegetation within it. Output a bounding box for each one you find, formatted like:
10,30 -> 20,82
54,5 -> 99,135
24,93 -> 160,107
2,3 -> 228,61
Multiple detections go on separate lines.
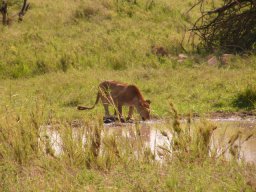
0,0 -> 256,191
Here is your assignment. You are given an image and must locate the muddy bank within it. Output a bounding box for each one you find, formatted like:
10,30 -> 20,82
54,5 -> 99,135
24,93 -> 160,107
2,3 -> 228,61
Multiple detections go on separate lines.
69,111 -> 256,127
187,111 -> 256,119
103,111 -> 256,126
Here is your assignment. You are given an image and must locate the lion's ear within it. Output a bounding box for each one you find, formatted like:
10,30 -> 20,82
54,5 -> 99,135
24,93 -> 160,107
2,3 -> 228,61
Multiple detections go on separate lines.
145,99 -> 151,104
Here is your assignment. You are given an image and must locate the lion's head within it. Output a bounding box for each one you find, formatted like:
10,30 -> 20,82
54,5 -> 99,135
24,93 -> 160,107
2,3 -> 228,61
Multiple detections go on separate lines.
138,99 -> 151,121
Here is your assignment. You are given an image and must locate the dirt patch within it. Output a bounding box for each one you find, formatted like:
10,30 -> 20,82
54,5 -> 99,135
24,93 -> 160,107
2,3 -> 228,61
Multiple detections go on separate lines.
181,111 -> 256,119
205,112 -> 256,122
70,111 -> 256,127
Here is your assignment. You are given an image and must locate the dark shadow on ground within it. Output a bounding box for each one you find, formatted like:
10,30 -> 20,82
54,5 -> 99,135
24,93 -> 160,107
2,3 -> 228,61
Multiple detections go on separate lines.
103,116 -> 134,124
232,87 -> 256,110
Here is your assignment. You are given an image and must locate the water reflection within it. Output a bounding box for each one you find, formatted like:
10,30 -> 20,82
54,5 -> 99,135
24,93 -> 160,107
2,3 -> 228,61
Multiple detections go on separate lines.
104,123 -> 172,160
211,120 -> 256,164
40,119 -> 256,164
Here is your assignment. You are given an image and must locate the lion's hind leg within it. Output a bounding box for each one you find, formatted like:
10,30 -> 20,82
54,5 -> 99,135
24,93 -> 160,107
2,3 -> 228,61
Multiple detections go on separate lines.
103,103 -> 110,117
103,104 -> 113,123
103,103 -> 119,123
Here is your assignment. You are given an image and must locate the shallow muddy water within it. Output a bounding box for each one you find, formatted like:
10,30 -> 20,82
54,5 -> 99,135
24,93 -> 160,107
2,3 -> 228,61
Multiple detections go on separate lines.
209,118 -> 256,164
40,117 -> 256,164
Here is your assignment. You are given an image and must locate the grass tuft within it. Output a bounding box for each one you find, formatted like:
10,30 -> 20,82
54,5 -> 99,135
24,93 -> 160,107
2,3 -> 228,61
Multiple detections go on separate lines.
232,85 -> 256,110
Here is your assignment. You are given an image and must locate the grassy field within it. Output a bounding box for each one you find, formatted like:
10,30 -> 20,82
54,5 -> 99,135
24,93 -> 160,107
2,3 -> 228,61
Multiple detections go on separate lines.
1,0 -> 256,191
1,67 -> 256,120
1,0 -> 256,116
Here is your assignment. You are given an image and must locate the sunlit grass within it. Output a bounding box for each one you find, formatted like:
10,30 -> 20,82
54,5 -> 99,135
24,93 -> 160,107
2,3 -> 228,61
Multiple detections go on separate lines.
1,67 -> 256,120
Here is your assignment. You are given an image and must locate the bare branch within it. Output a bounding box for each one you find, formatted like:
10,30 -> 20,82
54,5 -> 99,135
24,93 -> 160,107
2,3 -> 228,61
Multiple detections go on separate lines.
189,0 -> 256,53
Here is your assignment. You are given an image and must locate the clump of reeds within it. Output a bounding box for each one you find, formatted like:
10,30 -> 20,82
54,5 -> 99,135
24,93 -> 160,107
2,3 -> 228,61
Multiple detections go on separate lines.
166,101 -> 255,163
164,101 -> 218,161
0,104 -> 45,165
215,131 -> 254,161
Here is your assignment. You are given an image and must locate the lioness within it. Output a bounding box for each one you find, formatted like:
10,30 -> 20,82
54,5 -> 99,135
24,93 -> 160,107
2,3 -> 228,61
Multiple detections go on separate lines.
77,80 -> 151,121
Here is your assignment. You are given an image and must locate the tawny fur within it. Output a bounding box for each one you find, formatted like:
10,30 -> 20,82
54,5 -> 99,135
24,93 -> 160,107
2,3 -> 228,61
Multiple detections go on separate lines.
77,80 -> 151,121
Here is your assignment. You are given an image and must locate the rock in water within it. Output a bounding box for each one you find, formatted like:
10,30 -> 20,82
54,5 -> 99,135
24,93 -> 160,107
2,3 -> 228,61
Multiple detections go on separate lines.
104,118 -> 113,124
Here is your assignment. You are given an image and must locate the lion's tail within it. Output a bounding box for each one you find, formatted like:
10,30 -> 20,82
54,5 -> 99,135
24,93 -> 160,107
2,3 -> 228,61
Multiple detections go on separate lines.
77,92 -> 100,110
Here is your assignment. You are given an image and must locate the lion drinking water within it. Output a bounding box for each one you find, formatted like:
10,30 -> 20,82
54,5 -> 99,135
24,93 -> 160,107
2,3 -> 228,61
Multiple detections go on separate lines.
77,80 -> 151,123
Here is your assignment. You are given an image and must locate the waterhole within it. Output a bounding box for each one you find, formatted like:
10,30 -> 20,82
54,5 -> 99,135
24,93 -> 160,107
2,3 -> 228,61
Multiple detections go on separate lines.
40,116 -> 256,164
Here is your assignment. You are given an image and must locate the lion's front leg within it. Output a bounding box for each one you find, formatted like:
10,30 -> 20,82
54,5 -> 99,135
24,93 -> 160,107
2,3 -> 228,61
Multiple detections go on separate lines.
117,104 -> 125,122
127,106 -> 134,121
